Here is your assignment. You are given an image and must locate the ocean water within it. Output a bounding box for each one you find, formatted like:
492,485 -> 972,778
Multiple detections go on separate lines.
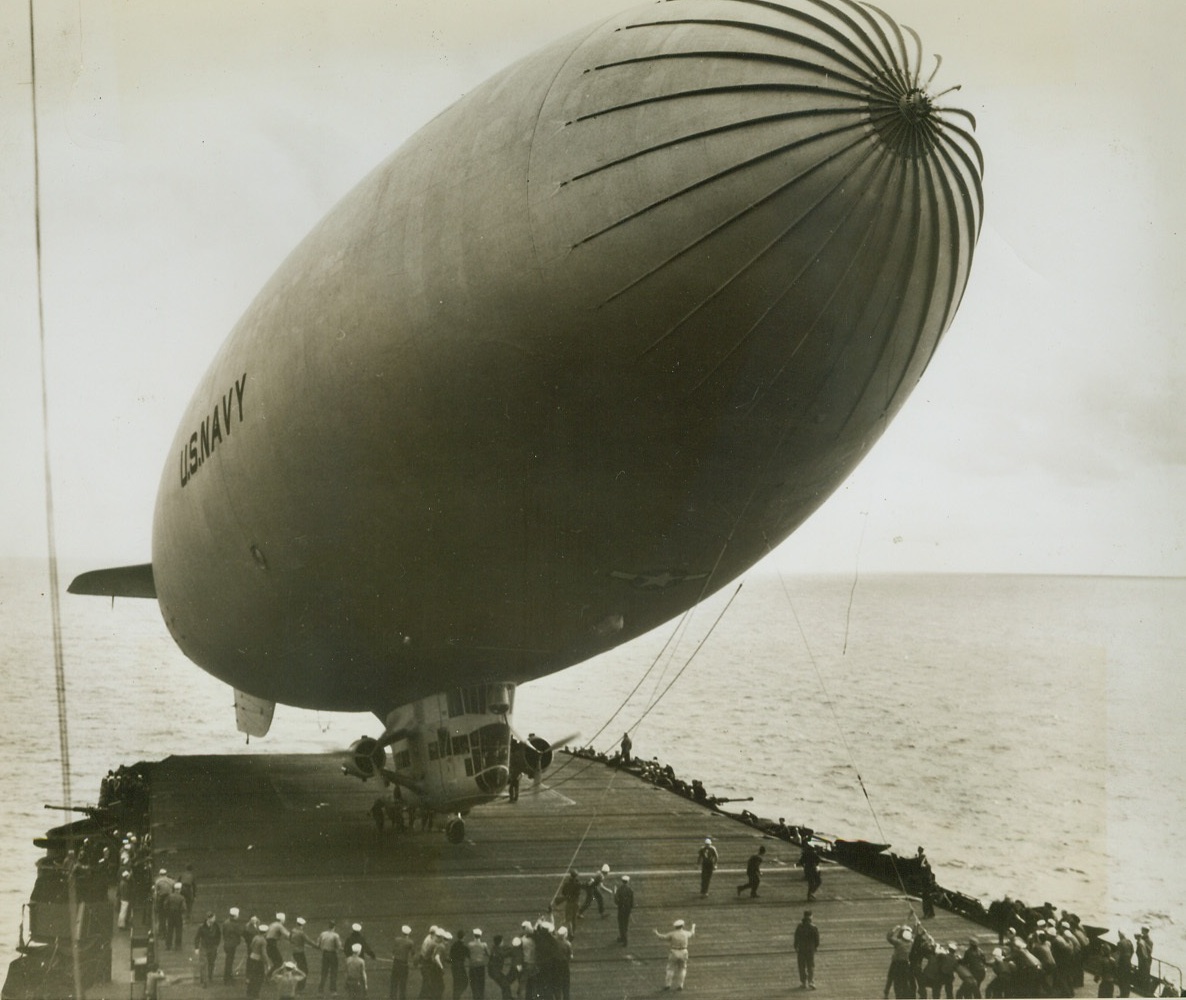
1,562 -> 1183,968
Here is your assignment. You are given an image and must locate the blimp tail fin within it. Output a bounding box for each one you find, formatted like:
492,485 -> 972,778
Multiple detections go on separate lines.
68,563 -> 156,599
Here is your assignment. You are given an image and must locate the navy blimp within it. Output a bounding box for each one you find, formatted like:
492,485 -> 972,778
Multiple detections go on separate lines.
72,0 -> 983,840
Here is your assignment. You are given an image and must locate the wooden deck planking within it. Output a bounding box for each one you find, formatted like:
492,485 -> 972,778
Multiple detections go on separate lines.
133,753 -> 1082,998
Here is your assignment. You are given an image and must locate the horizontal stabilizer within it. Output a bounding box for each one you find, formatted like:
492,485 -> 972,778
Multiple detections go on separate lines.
68,564 -> 156,599
235,689 -> 275,738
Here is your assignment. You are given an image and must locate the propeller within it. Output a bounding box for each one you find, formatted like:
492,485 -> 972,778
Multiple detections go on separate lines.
510,730 -> 580,790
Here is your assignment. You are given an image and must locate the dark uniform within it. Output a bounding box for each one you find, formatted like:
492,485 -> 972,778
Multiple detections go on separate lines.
614,877 -> 634,946
737,846 -> 765,898
793,912 -> 820,989
697,840 -> 718,896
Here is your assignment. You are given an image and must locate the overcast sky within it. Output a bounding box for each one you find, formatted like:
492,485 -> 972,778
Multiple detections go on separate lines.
1,0 -> 1183,577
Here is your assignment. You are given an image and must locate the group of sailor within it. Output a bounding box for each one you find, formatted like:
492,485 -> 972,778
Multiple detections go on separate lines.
884,904 -> 1159,999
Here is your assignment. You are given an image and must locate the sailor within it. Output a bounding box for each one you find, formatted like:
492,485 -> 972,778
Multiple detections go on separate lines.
794,910 -> 820,990
554,927 -> 573,1000
344,943 -> 368,999
1135,926 -> 1154,994
116,870 -> 133,930
554,869 -> 582,937
266,912 -> 291,973
653,918 -> 696,992
152,867 -> 173,937
345,922 -> 377,961
466,929 -> 492,1000
272,960 -> 308,999
179,863 -> 198,918
1115,930 -> 1135,997
316,919 -> 343,996
518,923 -> 537,999
164,882 -> 186,950
579,863 -> 611,916
799,841 -> 822,901
449,928 -> 469,998
697,838 -> 718,896
246,922 -> 269,999
614,875 -> 635,946
291,917 -> 309,993
884,922 -> 916,1000
620,731 -> 633,765
193,911 -> 222,986
390,924 -> 415,1000
222,907 -> 244,984
736,845 -> 766,899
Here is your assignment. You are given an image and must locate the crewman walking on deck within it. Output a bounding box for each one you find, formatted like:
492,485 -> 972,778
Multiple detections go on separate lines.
179,863 -> 198,918
164,882 -> 186,950
117,870 -> 134,930
317,919 -> 343,996
799,841 -> 822,901
697,838 -> 718,896
222,907 -> 244,984
653,918 -> 695,991
794,910 -> 820,990
152,868 -> 173,939
737,845 -> 766,898
614,875 -> 635,946
194,911 -> 222,986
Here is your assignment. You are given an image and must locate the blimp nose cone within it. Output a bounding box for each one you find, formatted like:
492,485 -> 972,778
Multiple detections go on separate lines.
527,0 -> 983,404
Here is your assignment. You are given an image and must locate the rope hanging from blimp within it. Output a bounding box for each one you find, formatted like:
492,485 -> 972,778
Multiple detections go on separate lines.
28,0 -> 86,994
770,551 -> 921,915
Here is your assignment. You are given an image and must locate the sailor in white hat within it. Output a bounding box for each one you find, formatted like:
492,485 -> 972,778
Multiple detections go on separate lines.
654,918 -> 696,991
698,836 -> 719,895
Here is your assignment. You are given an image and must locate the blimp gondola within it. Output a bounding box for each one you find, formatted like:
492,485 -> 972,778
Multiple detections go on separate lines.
70,0 -> 983,839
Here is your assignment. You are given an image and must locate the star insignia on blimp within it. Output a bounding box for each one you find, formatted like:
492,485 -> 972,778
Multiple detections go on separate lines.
609,570 -> 708,591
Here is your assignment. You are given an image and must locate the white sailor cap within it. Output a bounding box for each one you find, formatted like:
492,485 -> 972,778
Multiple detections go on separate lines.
296,917 -> 306,926
704,838 -> 712,844
557,927 -> 568,937
673,919 -> 685,928
511,937 -> 522,947
600,863 -> 610,872
620,875 -> 630,882
121,870 -> 130,878
538,921 -> 554,932
284,961 -> 296,970
472,929 -> 483,937
901,928 -> 913,941
351,943 -> 362,953
174,882 -> 183,890
159,868 -> 168,875
229,907 -> 240,917
441,931 -> 453,941
402,925 -> 412,935
521,921 -> 533,930
352,923 -> 362,932
276,912 -> 286,922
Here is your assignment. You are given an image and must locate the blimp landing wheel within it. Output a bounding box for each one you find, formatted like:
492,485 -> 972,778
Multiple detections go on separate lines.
445,816 -> 465,844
